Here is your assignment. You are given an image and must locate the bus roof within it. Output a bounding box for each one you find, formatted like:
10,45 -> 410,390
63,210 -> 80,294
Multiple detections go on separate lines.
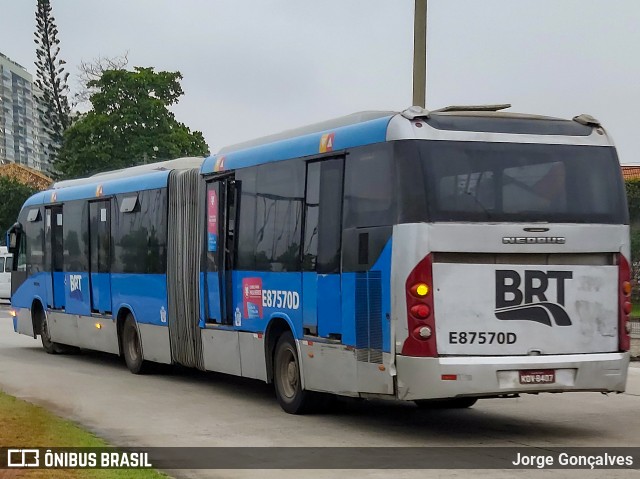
201,112 -> 395,174
200,106 -> 607,175
23,157 -> 204,207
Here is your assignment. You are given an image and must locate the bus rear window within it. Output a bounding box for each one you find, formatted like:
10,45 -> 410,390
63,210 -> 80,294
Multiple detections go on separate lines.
411,141 -> 627,224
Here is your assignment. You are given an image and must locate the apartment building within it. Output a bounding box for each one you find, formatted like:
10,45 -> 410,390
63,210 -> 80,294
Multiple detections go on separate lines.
0,52 -> 50,174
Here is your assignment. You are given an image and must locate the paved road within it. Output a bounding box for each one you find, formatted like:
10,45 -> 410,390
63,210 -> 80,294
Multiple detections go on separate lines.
0,303 -> 639,478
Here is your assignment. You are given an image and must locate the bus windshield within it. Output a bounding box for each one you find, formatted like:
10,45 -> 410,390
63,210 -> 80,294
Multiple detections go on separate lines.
413,141 -> 628,224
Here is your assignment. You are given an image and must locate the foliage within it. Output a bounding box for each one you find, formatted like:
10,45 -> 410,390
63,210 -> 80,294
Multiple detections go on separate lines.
56,67 -> 209,179
0,176 -> 37,245
34,0 -> 72,163
625,180 -> 640,301
0,391 -> 170,478
626,180 -> 640,222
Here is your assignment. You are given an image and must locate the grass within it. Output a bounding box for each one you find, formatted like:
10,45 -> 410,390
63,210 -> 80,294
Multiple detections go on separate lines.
632,304 -> 640,319
0,391 -> 170,479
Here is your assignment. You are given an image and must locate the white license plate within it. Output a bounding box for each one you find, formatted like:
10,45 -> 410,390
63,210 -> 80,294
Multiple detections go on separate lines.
519,369 -> 555,385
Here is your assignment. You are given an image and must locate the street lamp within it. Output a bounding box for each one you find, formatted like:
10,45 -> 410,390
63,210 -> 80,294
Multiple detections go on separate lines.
413,0 -> 428,108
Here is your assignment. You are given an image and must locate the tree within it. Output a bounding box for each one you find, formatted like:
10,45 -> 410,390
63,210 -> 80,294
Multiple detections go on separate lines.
34,0 -> 72,161
73,52 -> 129,110
56,67 -> 209,179
0,177 -> 37,245
625,179 -> 640,303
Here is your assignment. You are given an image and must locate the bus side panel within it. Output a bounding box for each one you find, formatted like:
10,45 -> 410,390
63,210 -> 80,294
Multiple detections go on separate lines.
230,271 -> 303,336
339,240 -> 393,354
90,272 -> 111,313
63,272 -> 91,316
317,274 -> 341,337
110,274 -> 168,326
52,271 -> 65,309
204,271 -> 222,324
111,273 -> 170,364
331,240 -> 394,395
11,272 -> 49,335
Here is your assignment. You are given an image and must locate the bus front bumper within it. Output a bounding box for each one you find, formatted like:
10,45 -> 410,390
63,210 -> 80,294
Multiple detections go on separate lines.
395,352 -> 630,401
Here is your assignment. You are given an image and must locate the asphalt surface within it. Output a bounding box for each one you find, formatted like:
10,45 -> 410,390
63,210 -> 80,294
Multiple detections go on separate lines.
0,303 -> 639,478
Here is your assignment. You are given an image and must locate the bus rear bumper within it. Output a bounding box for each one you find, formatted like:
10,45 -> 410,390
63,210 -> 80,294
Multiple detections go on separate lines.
395,352 -> 630,401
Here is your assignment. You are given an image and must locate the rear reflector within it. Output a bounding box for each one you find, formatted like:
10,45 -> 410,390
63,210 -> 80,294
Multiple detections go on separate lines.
441,374 -> 457,381
618,254 -> 631,351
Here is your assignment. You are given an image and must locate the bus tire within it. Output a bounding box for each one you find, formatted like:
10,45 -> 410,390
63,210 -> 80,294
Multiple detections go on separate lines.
122,314 -> 148,374
39,310 -> 68,354
273,332 -> 318,414
414,397 -> 478,409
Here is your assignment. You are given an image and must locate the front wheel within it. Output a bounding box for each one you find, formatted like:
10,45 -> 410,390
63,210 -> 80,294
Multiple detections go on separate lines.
122,314 -> 148,374
414,397 -> 478,409
273,332 -> 320,414
39,310 -> 72,354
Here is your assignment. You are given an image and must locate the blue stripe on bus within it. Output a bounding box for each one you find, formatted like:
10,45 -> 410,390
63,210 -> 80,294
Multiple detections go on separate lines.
201,115 -> 393,174
23,170 -> 171,207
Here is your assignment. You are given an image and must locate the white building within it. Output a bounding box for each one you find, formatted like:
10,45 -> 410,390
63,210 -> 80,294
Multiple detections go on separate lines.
0,52 -> 51,174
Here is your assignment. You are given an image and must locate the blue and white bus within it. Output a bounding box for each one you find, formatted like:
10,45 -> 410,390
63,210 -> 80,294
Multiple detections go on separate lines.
7,105 -> 632,414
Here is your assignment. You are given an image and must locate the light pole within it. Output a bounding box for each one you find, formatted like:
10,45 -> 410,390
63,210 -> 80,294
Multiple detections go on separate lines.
413,0 -> 428,108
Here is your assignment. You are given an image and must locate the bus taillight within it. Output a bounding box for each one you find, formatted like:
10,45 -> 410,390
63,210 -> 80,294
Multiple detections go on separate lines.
618,254 -> 631,352
402,254 -> 437,357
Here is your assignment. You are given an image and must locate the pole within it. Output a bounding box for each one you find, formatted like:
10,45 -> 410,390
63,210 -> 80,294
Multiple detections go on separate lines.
412,0 -> 427,108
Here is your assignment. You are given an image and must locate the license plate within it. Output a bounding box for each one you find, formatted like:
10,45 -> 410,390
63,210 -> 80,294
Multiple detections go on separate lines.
519,369 -> 555,385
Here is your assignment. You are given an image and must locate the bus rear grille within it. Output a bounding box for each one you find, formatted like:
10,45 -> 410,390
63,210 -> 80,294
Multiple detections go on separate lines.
355,271 -> 383,364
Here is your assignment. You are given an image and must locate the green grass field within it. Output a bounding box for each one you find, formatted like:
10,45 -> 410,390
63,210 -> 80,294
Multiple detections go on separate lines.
0,391 -> 170,478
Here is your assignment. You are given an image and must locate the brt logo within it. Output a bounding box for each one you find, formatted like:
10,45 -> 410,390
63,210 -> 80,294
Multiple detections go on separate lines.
69,274 -> 83,301
495,270 -> 573,327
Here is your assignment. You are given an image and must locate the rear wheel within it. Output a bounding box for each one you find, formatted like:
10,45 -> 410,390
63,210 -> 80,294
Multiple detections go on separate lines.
274,332 -> 320,414
122,314 -> 148,374
414,397 -> 478,409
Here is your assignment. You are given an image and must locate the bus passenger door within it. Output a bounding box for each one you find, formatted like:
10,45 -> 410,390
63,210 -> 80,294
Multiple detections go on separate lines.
89,200 -> 112,314
204,178 -> 236,324
302,158 -> 344,338
45,205 -> 65,309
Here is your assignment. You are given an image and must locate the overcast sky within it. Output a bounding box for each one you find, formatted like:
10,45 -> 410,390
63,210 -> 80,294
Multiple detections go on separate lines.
1,0 -> 639,163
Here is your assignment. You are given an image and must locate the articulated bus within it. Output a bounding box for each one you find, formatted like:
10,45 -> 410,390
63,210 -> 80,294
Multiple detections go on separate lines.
7,105 -> 631,414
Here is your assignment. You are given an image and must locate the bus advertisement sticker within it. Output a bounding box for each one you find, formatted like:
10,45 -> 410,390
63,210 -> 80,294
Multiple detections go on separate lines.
207,189 -> 218,252
243,278 -> 263,319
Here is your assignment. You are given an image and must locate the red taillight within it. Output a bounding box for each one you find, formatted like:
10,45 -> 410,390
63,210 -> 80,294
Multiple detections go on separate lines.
618,254 -> 631,352
402,254 -> 437,357
410,304 -> 431,319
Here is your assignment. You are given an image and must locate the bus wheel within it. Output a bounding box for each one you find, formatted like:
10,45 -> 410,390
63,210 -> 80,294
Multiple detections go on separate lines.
122,314 -> 148,374
39,311 -> 66,354
414,397 -> 478,409
274,332 -> 317,414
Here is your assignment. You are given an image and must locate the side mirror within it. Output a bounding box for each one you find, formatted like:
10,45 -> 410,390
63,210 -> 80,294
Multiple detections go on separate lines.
7,222 -> 22,256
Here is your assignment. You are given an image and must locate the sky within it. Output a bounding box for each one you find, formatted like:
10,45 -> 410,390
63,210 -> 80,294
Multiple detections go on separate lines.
1,0 -> 639,163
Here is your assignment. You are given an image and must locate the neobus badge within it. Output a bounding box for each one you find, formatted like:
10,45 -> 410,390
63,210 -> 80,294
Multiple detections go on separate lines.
503,236 -> 566,245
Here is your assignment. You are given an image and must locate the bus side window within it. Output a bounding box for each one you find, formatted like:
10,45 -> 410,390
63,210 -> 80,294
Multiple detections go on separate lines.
303,162 -> 320,271
303,158 -> 345,273
316,158 -> 344,273
5,256 -> 12,272
254,161 -> 305,272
